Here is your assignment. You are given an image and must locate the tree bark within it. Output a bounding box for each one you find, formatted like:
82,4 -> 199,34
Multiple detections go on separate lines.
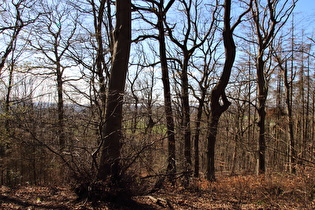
56,61 -> 65,150
182,55 -> 192,181
93,0 -> 108,121
158,3 -> 176,184
206,0 -> 239,181
193,91 -> 206,177
251,0 -> 296,174
256,54 -> 267,174
97,0 -> 131,182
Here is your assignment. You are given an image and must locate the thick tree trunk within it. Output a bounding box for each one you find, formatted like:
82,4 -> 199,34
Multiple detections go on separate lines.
206,0 -> 237,181
256,55 -> 267,175
97,0 -> 131,182
207,116 -> 220,181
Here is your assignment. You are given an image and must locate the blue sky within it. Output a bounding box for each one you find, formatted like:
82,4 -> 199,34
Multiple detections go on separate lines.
295,0 -> 315,14
280,0 -> 315,38
295,0 -> 315,29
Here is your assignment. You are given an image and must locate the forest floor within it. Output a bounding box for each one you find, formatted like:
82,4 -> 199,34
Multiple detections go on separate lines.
1,172 -> 315,209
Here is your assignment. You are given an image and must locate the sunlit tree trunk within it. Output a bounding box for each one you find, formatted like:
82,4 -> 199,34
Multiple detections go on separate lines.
97,0 -> 131,182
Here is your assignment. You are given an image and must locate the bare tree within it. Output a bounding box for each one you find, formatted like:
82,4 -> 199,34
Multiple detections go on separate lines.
250,0 -> 296,174
133,0 -> 177,183
271,31 -> 297,173
0,0 -> 40,184
97,0 -> 131,182
206,0 -> 251,181
165,0 -> 216,184
29,0 -> 78,150
0,0 -> 39,74
189,10 -> 221,177
86,0 -> 113,123
1,0 -> 39,128
66,0 -> 115,154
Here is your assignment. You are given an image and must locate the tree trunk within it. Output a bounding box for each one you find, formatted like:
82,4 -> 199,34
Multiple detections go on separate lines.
193,92 -> 205,177
56,63 -> 65,150
5,62 -> 14,133
251,0 -> 296,175
97,0 -> 131,182
95,0 -> 108,124
207,115 -> 220,181
157,0 -> 176,184
181,56 -> 192,184
284,60 -> 295,173
206,0 -> 241,181
256,54 -> 267,175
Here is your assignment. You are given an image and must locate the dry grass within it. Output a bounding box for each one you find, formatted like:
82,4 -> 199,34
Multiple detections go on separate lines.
2,168 -> 315,209
147,167 -> 315,209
